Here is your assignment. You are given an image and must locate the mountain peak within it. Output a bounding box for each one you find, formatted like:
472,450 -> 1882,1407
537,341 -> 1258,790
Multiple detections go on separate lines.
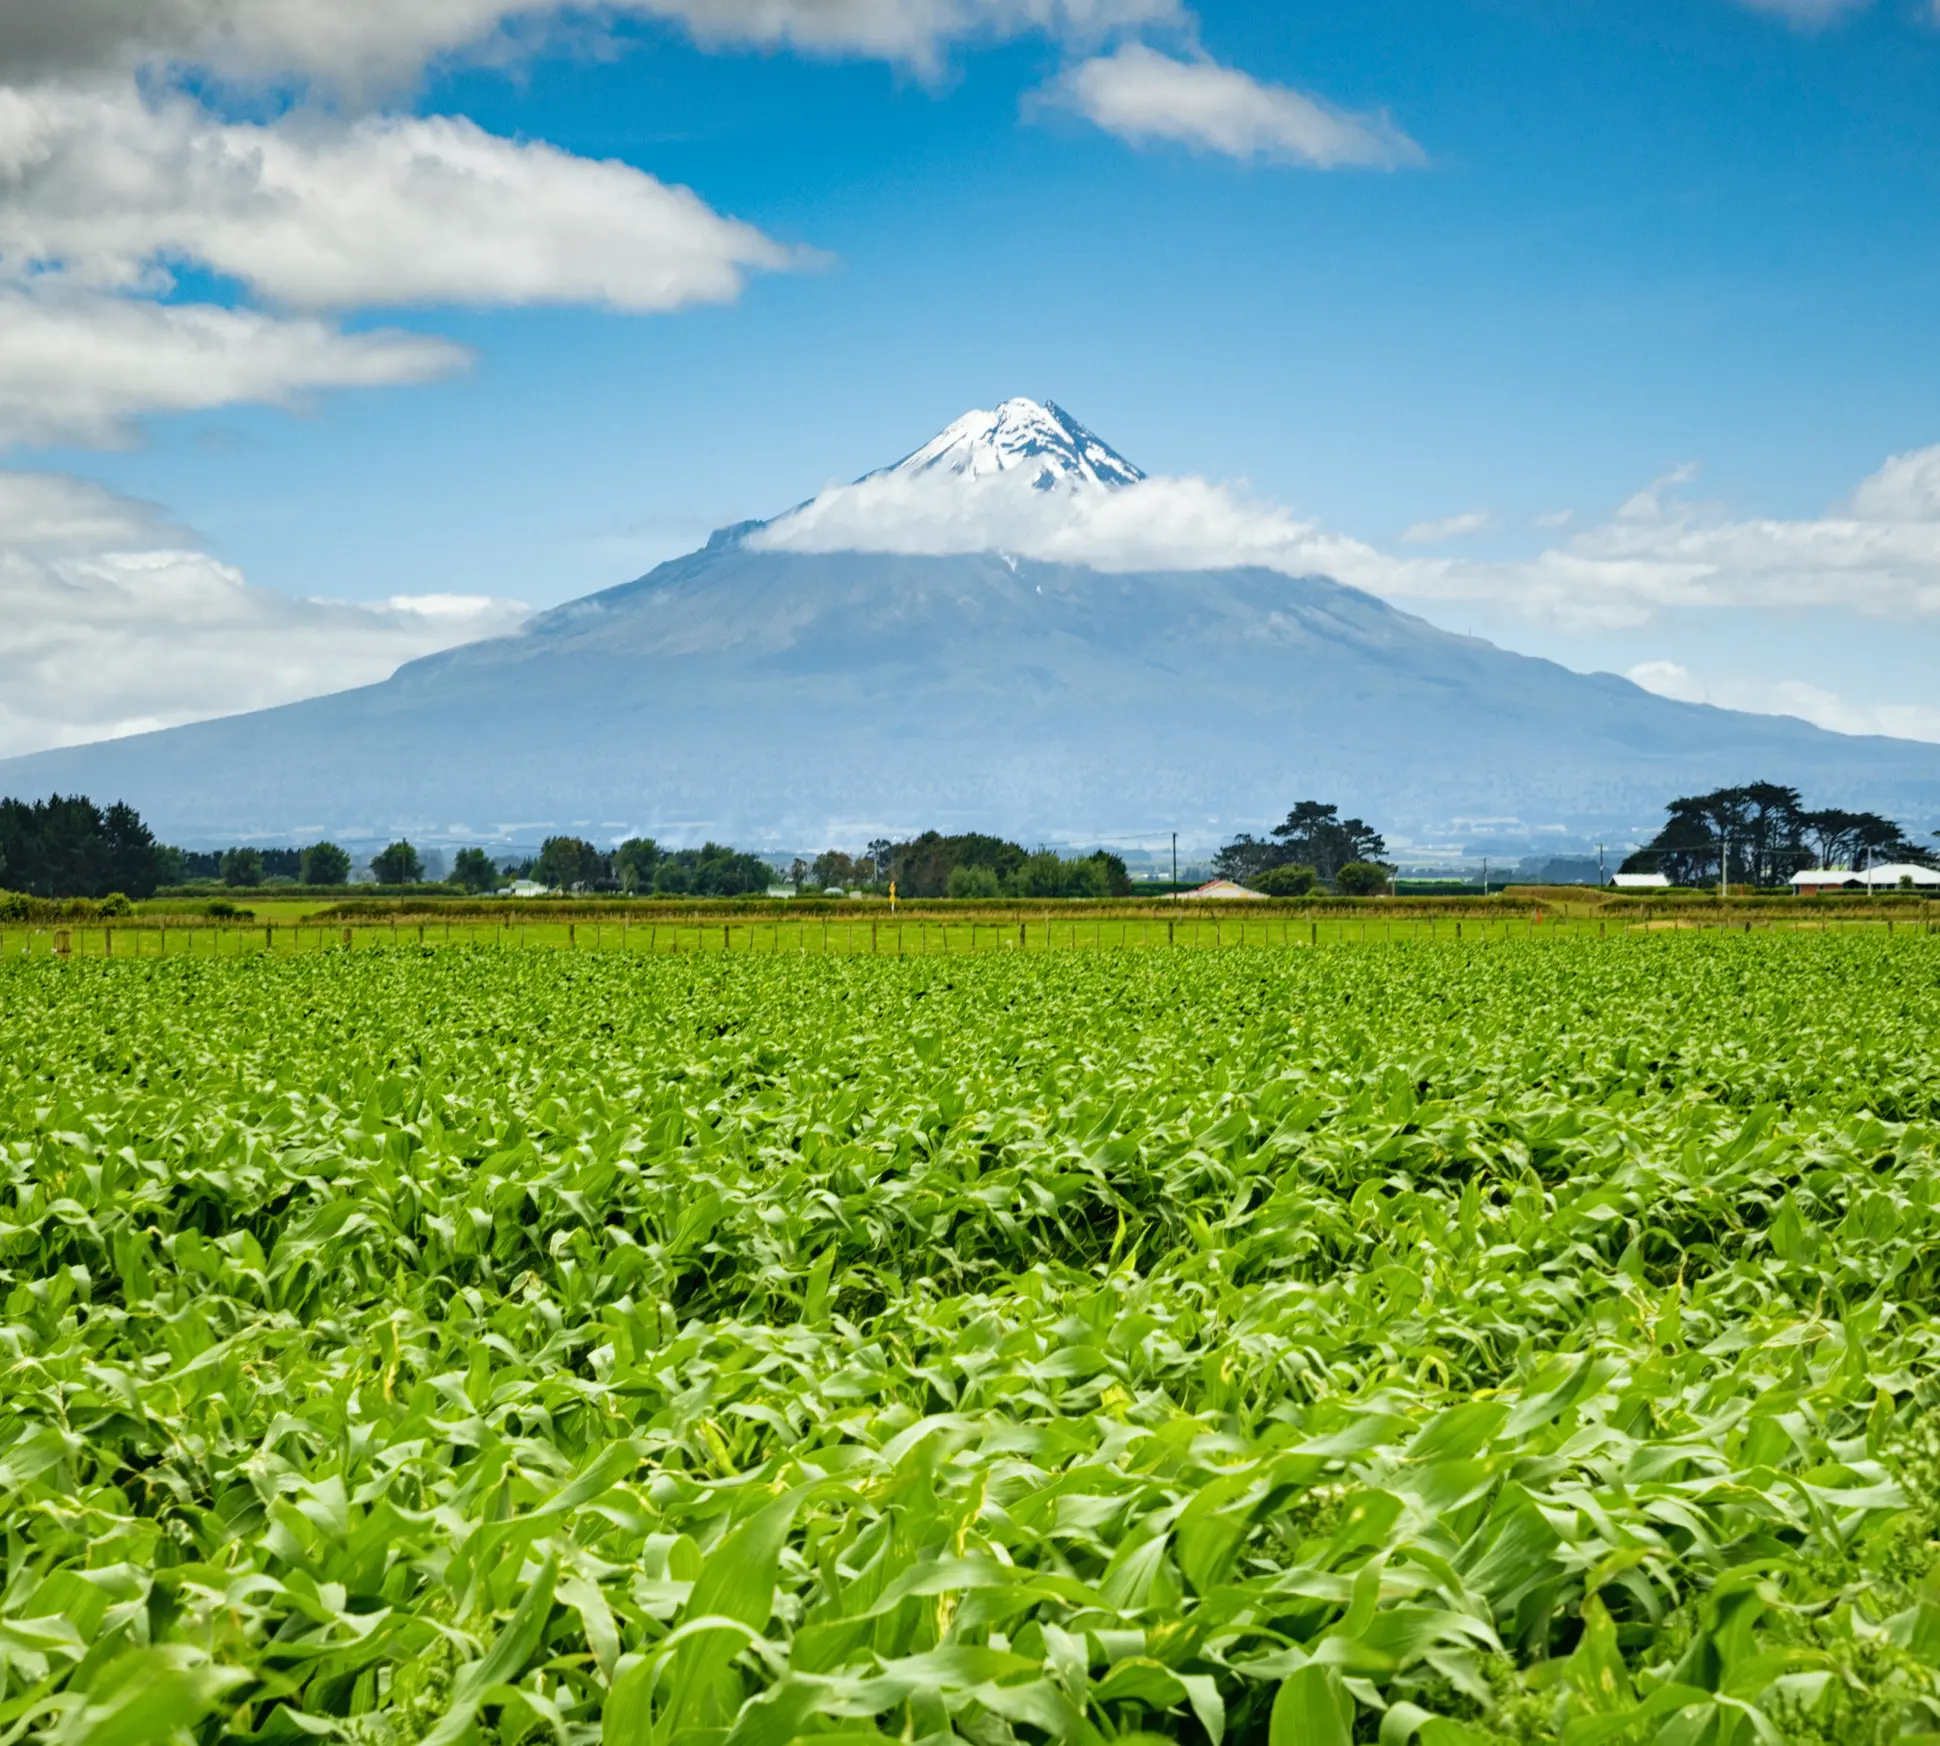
875,398 -> 1144,491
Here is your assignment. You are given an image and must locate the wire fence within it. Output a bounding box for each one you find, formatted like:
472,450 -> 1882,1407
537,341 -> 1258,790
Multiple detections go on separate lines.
5,907 -> 1938,960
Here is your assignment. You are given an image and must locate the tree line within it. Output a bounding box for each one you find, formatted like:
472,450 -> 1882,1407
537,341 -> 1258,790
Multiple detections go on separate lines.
808,833 -> 1132,900
526,837 -> 774,897
0,796 -> 167,899
7,784 -> 1935,903
1620,783 -> 1936,886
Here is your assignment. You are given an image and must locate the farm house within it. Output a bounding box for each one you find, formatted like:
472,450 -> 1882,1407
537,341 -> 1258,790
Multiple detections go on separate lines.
1789,869 -> 1863,893
1165,878 -> 1270,901
1858,863 -> 1940,890
1791,864 -> 1940,892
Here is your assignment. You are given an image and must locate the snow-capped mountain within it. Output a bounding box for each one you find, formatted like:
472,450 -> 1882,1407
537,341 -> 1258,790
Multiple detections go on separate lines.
872,398 -> 1144,491
7,394 -> 1940,848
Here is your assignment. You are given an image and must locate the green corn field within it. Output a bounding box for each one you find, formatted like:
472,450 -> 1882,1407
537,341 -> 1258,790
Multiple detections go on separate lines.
3,934 -> 1939,1744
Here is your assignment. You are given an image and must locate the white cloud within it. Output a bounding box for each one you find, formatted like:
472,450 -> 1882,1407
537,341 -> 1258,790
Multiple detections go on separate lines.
1401,509 -> 1494,544
0,286 -> 464,447
0,0 -> 1182,86
635,0 -> 1180,67
1845,442 -> 1940,522
754,439 -> 1940,633
1045,43 -> 1423,168
1532,509 -> 1574,529
0,85 -> 798,311
751,465 -> 1387,578
1731,0 -> 1871,26
1626,659 -> 1940,745
0,470 -> 528,759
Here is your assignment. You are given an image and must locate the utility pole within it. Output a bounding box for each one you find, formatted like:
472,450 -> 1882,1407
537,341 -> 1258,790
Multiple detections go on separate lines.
1596,842 -> 1606,887
1171,832 -> 1177,893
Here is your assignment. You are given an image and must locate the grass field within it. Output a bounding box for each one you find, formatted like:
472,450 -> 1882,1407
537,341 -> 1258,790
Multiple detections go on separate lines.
7,901 -> 1938,961
3,935 -> 1939,1743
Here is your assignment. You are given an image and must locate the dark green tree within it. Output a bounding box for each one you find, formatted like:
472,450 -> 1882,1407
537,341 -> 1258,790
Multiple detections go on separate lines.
300,842 -> 353,886
221,847 -> 265,887
103,803 -> 165,897
1211,834 -> 1279,885
535,836 -> 606,891
449,848 -> 498,893
1624,785 -> 1898,887
371,840 -> 424,885
1254,863 -> 1319,897
1272,803 -> 1386,883
811,850 -> 862,891
614,838 -> 661,893
1215,803 -> 1388,888
651,843 -> 772,896
947,864 -> 1002,898
1087,851 -> 1133,897
1336,861 -> 1392,897
0,794 -> 165,898
883,832 -> 1027,898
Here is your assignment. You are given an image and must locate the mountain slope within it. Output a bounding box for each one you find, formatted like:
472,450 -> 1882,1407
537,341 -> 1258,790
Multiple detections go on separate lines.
4,543 -> 1937,847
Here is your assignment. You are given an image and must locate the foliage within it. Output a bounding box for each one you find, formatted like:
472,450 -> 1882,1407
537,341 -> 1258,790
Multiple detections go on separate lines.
871,836 -> 1127,900
300,842 -> 354,887
220,846 -> 265,888
0,889 -> 126,922
812,850 -> 868,893
882,832 -> 1028,898
650,842 -> 775,897
615,839 -> 663,894
1011,850 -> 1110,899
447,847 -> 499,894
1253,862 -> 1320,897
0,793 -> 166,898
948,863 -> 1003,899
1216,802 -> 1387,887
1621,784 -> 1924,885
536,835 -> 607,892
3,937 -> 1940,1745
371,839 -> 425,885
1089,851 -> 1134,897
1335,860 -> 1393,896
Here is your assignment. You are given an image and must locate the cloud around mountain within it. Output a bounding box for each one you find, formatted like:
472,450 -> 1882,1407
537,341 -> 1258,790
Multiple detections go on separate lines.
755,431 -> 1940,638
17,386 -> 1940,759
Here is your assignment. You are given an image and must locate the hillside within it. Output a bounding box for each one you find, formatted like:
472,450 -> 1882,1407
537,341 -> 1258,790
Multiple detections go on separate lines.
3,540 -> 1936,847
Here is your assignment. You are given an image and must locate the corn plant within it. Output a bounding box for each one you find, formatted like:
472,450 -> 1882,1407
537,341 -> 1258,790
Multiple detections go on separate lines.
0,935 -> 1938,1744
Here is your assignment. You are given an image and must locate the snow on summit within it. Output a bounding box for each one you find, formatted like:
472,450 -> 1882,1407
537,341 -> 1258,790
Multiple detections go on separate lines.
744,396 -> 1159,557
876,399 -> 1144,491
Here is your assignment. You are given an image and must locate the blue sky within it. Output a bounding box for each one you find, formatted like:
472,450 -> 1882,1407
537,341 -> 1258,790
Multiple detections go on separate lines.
6,0 -> 1940,754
